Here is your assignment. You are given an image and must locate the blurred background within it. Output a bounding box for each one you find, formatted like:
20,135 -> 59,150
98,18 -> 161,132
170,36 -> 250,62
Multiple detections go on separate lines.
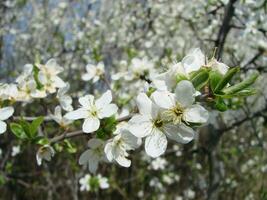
0,0 -> 267,199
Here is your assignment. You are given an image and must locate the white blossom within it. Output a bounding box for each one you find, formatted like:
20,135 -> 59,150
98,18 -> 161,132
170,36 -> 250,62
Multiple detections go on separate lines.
56,83 -> 73,111
79,139 -> 107,173
104,127 -> 141,167
0,106 -> 14,134
36,145 -> 55,166
82,62 -> 105,83
36,59 -> 66,94
65,90 -> 118,133
128,92 -> 196,158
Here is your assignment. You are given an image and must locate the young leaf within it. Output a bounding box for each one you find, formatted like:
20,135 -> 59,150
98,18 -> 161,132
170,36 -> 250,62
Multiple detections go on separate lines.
214,67 -> 239,93
10,123 -> 27,139
191,69 -> 209,90
30,116 -> 44,138
223,73 -> 259,95
215,97 -> 228,112
209,70 -> 223,92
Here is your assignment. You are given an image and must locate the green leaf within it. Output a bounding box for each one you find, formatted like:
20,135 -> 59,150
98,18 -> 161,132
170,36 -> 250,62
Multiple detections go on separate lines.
216,88 -> 258,98
215,97 -> 228,111
190,69 -> 209,90
223,73 -> 259,95
209,70 -> 223,92
10,123 -> 27,139
64,140 -> 77,154
33,137 -> 49,145
30,116 -> 44,138
214,67 -> 239,93
19,119 -> 32,138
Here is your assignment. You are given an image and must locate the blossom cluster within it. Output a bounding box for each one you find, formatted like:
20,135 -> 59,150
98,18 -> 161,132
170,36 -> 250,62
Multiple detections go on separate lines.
0,47 -> 258,175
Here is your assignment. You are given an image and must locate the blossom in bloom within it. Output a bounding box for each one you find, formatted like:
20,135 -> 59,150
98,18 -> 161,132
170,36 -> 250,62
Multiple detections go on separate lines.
79,174 -> 109,192
149,157 -> 167,170
50,106 -> 72,127
125,58 -> 155,81
36,145 -> 55,165
82,62 -> 105,83
151,80 -> 209,125
11,145 -> 21,157
36,59 -> 66,94
64,90 -> 118,133
128,92 -> 196,158
0,83 -> 19,101
79,174 -> 91,191
56,83 -> 73,111
0,106 -> 14,134
104,127 -> 141,167
79,138 -> 107,173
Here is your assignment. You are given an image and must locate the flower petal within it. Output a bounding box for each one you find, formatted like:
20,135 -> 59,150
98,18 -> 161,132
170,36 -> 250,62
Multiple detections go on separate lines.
116,155 -> 131,167
98,104 -> 118,118
136,93 -> 152,116
79,95 -> 94,108
64,108 -> 88,120
164,123 -> 195,144
128,114 -> 153,138
95,90 -> 112,108
145,129 -> 167,158
104,142 -> 113,162
151,90 -> 175,109
175,80 -> 195,107
0,107 -> 14,121
0,121 -> 7,134
184,105 -> 209,124
82,117 -> 100,133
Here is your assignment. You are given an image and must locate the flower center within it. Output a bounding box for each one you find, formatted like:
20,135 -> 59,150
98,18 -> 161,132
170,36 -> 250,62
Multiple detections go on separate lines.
163,103 -> 184,124
153,119 -> 163,128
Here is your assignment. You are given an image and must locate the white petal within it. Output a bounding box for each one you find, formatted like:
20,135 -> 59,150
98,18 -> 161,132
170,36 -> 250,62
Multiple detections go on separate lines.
82,117 -> 100,133
128,115 -> 153,138
151,91 -> 175,109
52,76 -> 66,88
79,149 -> 91,165
82,73 -> 94,81
182,48 -> 205,74
145,129 -> 167,158
79,95 -> 94,108
38,72 -> 47,84
64,108 -> 88,120
184,105 -> 209,124
164,123 -> 195,144
88,138 -> 103,149
95,90 -> 112,109
175,80 -> 195,107
116,155 -> 131,167
136,93 -> 152,116
0,121 -> 7,134
104,142 -> 114,162
121,129 -> 141,149
98,104 -> 118,118
0,107 -> 14,120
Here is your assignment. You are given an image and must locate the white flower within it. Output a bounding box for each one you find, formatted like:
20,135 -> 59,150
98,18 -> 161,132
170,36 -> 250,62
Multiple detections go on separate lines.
0,106 -> 14,134
151,80 -> 209,125
65,90 -> 118,133
104,128 -> 141,167
36,145 -> 55,166
79,174 -> 91,191
182,48 -> 205,74
125,58 -> 155,81
82,62 -> 105,83
56,83 -> 73,111
150,157 -> 167,170
128,92 -> 196,158
79,139 -> 106,173
50,106 -> 72,127
36,59 -> 66,93
97,174 -> 109,189
79,174 -> 109,192
11,145 -> 21,157
0,84 -> 19,101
